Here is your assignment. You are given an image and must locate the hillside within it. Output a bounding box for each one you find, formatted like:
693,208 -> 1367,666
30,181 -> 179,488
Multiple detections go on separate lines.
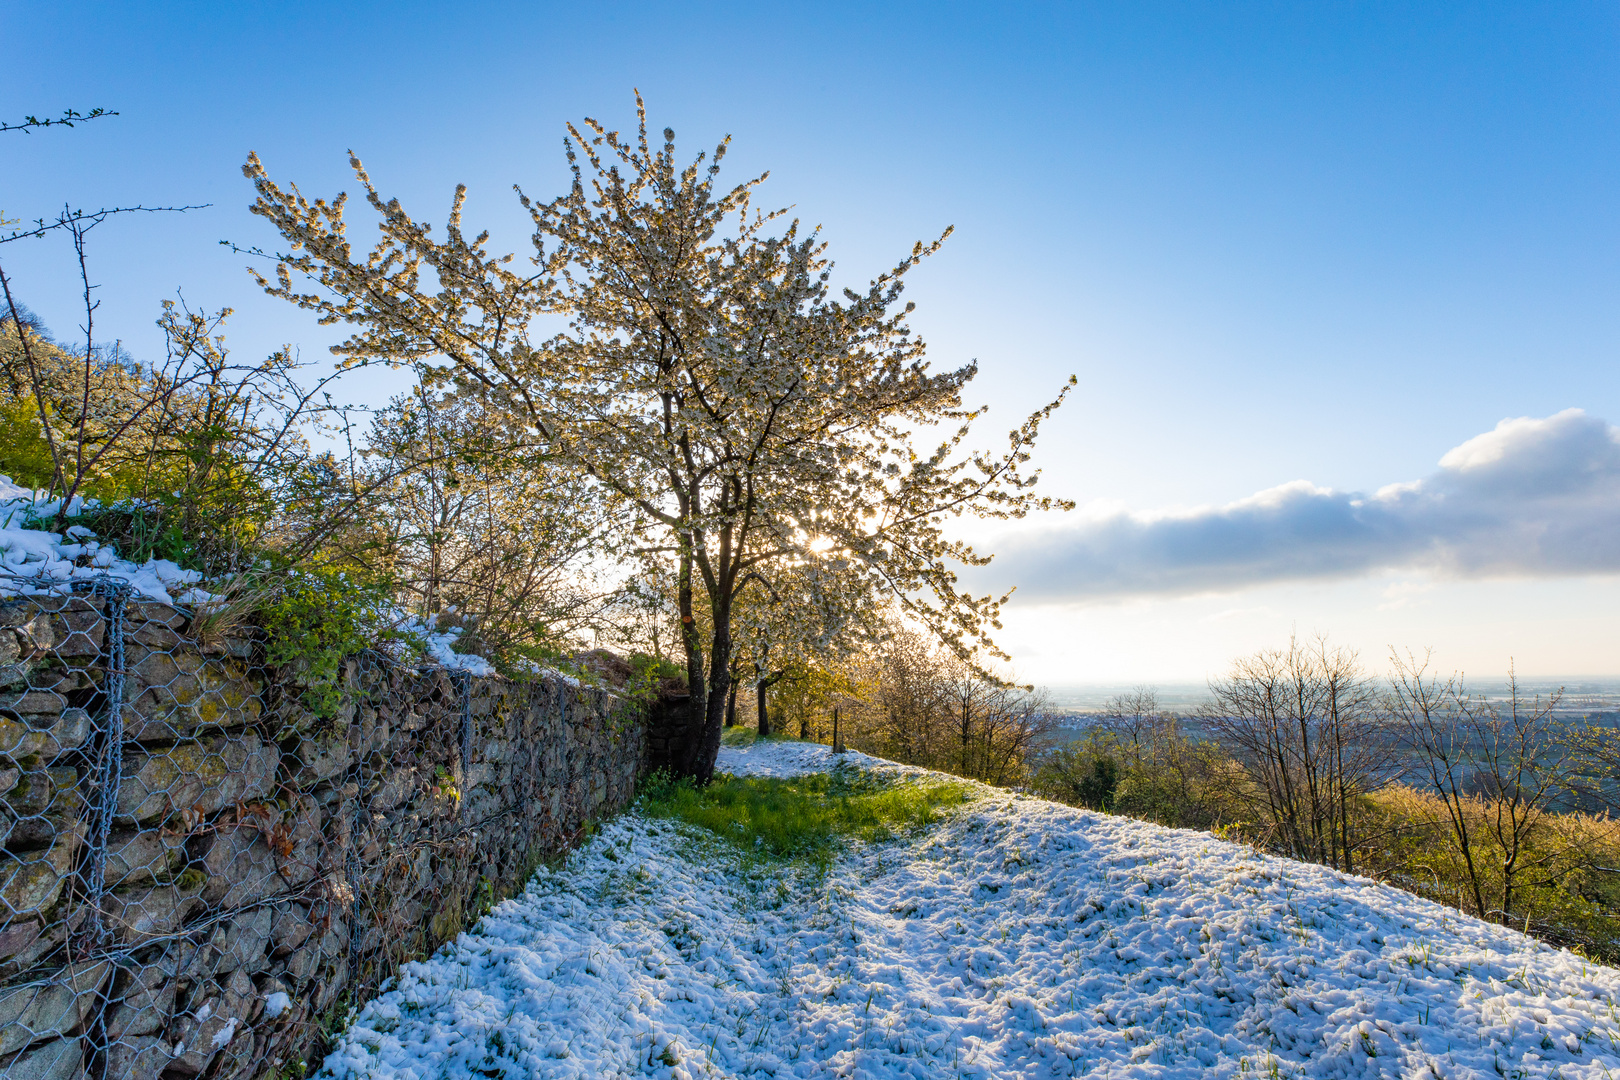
317,742 -> 1620,1079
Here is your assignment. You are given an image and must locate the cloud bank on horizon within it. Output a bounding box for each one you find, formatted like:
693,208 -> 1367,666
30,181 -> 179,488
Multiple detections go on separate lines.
986,409 -> 1620,602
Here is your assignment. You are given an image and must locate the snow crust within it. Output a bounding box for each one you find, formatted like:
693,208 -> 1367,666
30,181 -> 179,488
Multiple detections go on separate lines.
0,480 -> 206,604
319,741 -> 1620,1078
0,476 -> 499,674
393,617 -> 497,676
716,740 -> 897,778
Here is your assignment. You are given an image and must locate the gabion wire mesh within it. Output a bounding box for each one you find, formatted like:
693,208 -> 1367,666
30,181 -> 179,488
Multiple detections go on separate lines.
0,584 -> 645,1080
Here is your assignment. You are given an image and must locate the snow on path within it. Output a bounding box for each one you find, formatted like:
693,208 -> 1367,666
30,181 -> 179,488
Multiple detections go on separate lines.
715,740 -> 902,779
319,741 -> 1620,1079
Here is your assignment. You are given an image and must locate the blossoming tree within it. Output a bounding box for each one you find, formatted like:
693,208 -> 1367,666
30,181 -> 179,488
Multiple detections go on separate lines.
241,97 -> 1073,781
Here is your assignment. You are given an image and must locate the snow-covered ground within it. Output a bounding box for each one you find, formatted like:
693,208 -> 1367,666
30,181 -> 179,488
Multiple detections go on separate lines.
318,742 -> 1620,1079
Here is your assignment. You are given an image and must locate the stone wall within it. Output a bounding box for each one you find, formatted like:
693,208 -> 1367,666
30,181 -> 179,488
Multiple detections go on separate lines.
0,590 -> 646,1080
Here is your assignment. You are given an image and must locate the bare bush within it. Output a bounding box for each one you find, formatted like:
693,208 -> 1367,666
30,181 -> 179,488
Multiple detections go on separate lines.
1388,651 -> 1577,925
1203,635 -> 1393,871
363,388 -> 619,657
844,630 -> 1056,785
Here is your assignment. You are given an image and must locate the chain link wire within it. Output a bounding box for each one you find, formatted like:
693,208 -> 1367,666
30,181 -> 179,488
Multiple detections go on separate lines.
0,590 -> 644,1080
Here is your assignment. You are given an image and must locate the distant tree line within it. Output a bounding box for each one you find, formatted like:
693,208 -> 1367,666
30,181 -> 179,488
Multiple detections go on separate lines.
1020,636 -> 1620,963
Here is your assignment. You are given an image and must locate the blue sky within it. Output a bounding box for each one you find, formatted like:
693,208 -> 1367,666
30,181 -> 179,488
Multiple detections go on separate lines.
4,2 -> 1619,683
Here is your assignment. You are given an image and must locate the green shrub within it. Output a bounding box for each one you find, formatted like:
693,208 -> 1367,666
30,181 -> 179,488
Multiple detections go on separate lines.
0,398 -> 57,493
1031,744 -> 1119,810
613,651 -> 687,704
629,652 -> 685,683
259,567 -> 400,719
639,767 -> 970,867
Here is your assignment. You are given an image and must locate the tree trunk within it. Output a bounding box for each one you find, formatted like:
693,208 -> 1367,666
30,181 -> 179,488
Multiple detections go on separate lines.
693,616 -> 730,785
754,669 -> 786,739
725,679 -> 738,728
961,699 -> 972,778
675,549 -> 709,781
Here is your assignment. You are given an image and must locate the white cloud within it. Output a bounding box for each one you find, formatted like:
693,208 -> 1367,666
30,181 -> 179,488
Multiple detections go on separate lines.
1376,579 -> 1436,612
982,408 -> 1620,601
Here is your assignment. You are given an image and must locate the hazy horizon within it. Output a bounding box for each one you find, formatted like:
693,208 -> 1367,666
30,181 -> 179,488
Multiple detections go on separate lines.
1038,677 -> 1620,714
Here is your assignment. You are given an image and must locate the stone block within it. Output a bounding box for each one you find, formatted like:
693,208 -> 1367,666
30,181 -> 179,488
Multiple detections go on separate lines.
44,599 -> 104,660
0,836 -> 79,922
0,609 -> 40,654
214,907 -> 274,975
116,733 -> 275,825
0,959 -> 111,1054
367,769 -> 413,812
124,601 -> 187,649
205,1026 -> 256,1080
121,649 -> 261,743
0,709 -> 91,770
103,884 -> 202,947
104,829 -> 188,890
0,917 -> 41,965
315,958 -> 349,1013
356,925 -> 385,956
0,912 -> 75,981
0,689 -> 65,715
102,1035 -> 168,1080
170,906 -> 266,987
2,766 -> 82,849
36,709 -> 91,762
289,728 -> 351,789
269,903 -> 313,956
268,699 -> 320,738
166,968 -> 255,1076
318,925 -> 346,959
0,713 -> 46,764
278,797 -> 321,888
198,827 -> 282,911
0,609 -> 56,688
0,1037 -> 83,1080
255,970 -> 291,1000
282,943 -> 319,985
104,952 -> 179,1038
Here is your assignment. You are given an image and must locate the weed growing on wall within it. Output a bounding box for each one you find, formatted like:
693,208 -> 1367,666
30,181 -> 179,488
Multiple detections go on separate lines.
259,567 -> 403,718
32,500 -> 198,568
627,652 -> 686,697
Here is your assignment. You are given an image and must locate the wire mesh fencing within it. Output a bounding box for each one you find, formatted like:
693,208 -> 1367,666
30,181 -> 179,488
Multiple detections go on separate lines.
0,582 -> 645,1080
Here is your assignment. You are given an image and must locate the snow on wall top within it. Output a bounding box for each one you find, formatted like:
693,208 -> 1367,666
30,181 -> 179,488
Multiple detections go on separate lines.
0,476 -> 205,605
0,475 -> 499,675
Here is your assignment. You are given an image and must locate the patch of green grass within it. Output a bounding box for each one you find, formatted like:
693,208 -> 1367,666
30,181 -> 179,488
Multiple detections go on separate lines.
639,766 -> 970,866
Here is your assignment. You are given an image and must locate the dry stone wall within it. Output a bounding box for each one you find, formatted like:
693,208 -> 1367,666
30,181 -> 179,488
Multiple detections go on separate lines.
0,588 -> 646,1080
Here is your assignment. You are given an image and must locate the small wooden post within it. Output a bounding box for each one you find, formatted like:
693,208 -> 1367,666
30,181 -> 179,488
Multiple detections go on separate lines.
832,706 -> 845,754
